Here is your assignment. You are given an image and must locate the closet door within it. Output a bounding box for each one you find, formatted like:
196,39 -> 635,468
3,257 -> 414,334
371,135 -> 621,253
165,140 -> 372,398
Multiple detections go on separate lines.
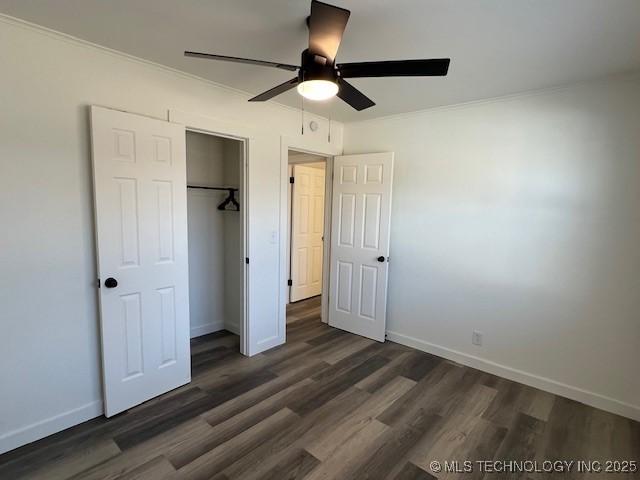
91,106 -> 190,416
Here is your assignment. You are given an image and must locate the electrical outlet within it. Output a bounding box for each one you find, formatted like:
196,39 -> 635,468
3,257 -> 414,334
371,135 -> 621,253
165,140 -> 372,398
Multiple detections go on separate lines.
472,330 -> 483,346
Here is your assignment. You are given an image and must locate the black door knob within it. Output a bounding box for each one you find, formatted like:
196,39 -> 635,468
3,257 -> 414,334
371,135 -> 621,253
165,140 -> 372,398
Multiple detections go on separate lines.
104,277 -> 118,288
377,256 -> 385,262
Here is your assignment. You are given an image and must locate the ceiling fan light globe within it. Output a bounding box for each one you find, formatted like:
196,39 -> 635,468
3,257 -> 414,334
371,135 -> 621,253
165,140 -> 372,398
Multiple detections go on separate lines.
297,80 -> 338,101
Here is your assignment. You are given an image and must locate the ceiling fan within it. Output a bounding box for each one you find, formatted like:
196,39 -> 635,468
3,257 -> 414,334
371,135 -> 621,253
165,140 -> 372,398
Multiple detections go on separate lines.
185,0 -> 450,111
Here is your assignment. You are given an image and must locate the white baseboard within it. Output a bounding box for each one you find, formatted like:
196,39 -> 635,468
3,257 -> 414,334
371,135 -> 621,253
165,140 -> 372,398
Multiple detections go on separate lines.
0,400 -> 103,455
386,330 -> 640,422
224,322 -> 240,336
190,321 -> 225,338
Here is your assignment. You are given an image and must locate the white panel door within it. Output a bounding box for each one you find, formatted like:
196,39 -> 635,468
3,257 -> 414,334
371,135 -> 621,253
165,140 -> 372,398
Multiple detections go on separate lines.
290,164 -> 325,302
91,106 -> 190,416
329,152 -> 394,341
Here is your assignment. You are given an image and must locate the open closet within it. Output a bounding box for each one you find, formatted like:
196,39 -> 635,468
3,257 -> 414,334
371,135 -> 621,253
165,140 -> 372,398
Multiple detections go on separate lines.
186,131 -> 244,345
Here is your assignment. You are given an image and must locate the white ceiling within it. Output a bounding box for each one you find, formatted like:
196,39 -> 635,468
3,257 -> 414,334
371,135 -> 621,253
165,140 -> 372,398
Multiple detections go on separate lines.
2,0 -> 639,122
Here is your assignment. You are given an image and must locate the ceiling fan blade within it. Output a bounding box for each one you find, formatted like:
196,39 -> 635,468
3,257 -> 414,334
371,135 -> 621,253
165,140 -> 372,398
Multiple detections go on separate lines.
337,79 -> 375,111
308,0 -> 350,64
184,51 -> 299,72
338,58 -> 450,78
248,77 -> 300,102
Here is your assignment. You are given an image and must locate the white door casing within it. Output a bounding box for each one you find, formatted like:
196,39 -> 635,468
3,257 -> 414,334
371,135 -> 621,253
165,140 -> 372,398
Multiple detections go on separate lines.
91,106 -> 190,416
290,164 -> 325,302
328,152 -> 394,342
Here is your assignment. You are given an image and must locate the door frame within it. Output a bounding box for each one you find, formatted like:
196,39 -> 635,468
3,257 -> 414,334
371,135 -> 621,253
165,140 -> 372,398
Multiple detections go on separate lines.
170,110 -> 251,355
280,137 -> 342,329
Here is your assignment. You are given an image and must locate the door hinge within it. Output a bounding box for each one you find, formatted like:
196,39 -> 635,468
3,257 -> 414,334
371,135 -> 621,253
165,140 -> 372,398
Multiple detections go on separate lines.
97,278 -> 100,288
289,176 -> 295,184
245,257 -> 250,264
287,279 -> 292,286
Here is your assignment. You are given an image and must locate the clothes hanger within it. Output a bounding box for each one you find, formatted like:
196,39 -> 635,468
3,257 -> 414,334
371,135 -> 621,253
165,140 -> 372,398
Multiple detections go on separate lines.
217,188 -> 240,212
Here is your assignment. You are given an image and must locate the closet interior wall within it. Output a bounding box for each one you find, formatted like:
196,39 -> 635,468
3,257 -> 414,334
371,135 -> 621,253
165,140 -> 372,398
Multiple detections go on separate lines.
186,131 -> 242,338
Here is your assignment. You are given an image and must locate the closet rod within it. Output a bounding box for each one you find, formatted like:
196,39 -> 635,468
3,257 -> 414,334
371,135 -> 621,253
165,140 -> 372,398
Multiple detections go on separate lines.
187,185 -> 238,191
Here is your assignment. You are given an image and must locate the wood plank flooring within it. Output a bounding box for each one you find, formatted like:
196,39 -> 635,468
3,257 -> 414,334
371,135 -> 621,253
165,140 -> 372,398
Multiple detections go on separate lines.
1,295 -> 638,479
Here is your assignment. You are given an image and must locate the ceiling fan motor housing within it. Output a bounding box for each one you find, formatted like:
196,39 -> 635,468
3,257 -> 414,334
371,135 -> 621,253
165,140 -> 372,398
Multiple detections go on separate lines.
299,49 -> 338,83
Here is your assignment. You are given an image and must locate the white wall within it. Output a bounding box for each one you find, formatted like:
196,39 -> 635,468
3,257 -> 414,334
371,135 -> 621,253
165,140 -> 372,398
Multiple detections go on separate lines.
343,75 -> 640,421
187,186 -> 226,336
289,152 -> 326,165
0,16 -> 342,454
186,130 -> 226,186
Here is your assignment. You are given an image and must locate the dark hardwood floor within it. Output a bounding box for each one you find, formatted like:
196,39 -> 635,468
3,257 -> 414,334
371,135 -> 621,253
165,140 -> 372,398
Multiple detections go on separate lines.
1,296 -> 638,479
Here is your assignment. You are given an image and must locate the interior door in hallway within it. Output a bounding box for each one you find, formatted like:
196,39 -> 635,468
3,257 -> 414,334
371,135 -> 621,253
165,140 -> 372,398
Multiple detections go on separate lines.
91,106 -> 190,416
328,152 -> 394,342
290,164 -> 325,302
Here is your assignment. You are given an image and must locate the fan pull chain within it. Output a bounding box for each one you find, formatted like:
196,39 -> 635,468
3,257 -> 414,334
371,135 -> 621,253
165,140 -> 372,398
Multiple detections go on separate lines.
328,117 -> 331,143
301,97 -> 305,135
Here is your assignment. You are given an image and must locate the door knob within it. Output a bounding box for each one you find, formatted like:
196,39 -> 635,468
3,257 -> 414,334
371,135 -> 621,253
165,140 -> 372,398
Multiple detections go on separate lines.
377,256 -> 385,262
104,277 -> 118,288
